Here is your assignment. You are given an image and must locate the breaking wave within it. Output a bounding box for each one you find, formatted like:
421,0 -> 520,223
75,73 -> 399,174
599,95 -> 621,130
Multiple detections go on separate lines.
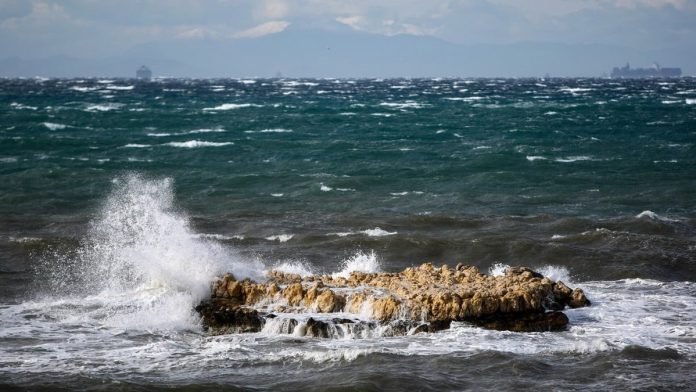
38,174 -> 262,331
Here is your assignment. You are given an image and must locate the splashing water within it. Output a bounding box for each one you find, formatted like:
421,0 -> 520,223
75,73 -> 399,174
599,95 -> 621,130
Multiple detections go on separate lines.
41,174 -> 263,331
488,263 -> 509,276
331,250 -> 382,279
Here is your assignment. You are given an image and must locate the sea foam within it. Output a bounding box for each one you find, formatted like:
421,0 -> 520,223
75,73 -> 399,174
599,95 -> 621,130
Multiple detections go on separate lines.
164,140 -> 233,148
203,103 -> 262,111
43,122 -> 67,130
635,210 -> 679,222
85,103 -> 122,112
245,128 -> 293,133
361,228 -> 396,237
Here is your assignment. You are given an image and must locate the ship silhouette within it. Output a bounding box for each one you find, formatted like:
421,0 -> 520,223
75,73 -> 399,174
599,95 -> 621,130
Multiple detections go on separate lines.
136,65 -> 152,80
611,62 -> 681,78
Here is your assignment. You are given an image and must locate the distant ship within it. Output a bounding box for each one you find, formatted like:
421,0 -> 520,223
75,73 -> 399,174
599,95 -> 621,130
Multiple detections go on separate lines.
136,65 -> 152,80
611,62 -> 681,78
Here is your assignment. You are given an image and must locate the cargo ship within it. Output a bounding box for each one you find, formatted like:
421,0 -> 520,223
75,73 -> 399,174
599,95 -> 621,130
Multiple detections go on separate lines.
611,62 -> 681,78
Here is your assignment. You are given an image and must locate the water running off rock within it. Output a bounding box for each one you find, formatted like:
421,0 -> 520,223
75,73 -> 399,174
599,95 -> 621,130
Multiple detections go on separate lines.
197,263 -> 590,337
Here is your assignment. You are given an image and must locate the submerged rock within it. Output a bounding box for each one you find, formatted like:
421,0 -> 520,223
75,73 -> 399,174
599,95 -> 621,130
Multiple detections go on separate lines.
196,263 -> 590,336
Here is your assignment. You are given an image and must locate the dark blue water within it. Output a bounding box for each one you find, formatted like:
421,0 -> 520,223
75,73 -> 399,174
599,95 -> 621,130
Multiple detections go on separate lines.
1,77 -> 695,390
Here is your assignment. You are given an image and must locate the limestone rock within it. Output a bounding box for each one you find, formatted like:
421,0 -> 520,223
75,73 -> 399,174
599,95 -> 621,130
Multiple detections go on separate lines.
196,263 -> 591,335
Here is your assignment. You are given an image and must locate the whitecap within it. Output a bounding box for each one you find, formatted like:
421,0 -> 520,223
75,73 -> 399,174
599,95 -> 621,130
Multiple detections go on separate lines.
271,193 -> 284,197
635,210 -> 679,222
202,103 -> 262,111
43,122 -> 67,130
188,127 -> 226,134
123,144 -> 151,148
10,102 -> 38,110
245,128 -> 293,134
555,156 -> 593,163
106,85 -> 135,91
686,98 -> 696,105
164,141 -> 233,148
8,236 -> 41,243
653,160 -> 678,164
327,231 -> 356,237
85,103 -> 122,112
559,87 -> 593,94
361,228 -> 396,237
320,183 -> 333,192
265,234 -> 294,242
147,133 -> 172,137
526,155 -> 547,161
551,234 -> 567,240
378,101 -> 427,109
445,96 -> 484,102
70,86 -> 98,92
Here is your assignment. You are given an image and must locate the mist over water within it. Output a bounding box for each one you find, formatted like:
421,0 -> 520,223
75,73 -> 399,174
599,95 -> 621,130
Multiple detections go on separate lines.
1,77 -> 695,390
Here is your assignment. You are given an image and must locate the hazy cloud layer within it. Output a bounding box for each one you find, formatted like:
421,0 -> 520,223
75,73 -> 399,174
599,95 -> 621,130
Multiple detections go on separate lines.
0,0 -> 693,76
1,1 -> 694,56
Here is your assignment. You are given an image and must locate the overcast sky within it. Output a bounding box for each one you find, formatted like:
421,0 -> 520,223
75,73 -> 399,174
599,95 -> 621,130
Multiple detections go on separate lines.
1,0 -> 694,60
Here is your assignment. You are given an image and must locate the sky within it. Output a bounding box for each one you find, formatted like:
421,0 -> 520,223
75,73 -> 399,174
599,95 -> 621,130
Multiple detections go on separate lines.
1,0 -> 695,76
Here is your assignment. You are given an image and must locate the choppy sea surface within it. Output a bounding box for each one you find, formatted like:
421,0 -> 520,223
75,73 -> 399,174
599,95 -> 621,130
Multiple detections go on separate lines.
1,77 -> 695,391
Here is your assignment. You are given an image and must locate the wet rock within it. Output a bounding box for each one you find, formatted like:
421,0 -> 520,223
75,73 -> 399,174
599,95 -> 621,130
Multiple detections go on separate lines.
316,289 -> 339,313
195,299 -> 264,334
283,282 -> 304,306
304,318 -> 330,338
470,311 -> 569,332
569,288 -> 591,308
197,263 -> 591,335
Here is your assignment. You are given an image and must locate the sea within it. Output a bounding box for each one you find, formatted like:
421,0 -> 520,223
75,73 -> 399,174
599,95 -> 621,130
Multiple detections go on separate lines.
1,77 -> 695,391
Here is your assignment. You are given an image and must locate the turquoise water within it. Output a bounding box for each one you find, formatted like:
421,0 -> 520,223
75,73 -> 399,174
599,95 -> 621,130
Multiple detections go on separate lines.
1,77 -> 695,390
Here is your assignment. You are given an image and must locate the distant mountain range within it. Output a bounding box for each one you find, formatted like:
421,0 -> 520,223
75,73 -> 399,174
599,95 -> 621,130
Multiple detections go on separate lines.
1,28 -> 692,78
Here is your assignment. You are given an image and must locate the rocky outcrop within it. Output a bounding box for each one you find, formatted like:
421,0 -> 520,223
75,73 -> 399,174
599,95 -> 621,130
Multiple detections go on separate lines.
195,263 -> 590,337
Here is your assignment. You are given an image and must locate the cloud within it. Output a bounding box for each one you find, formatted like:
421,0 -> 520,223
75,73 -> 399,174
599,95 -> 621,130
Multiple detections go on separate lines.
254,0 -> 290,19
0,0 -> 694,60
336,15 -> 437,36
611,0 -> 691,9
234,20 -> 290,38
175,26 -> 220,39
0,1 -> 85,29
